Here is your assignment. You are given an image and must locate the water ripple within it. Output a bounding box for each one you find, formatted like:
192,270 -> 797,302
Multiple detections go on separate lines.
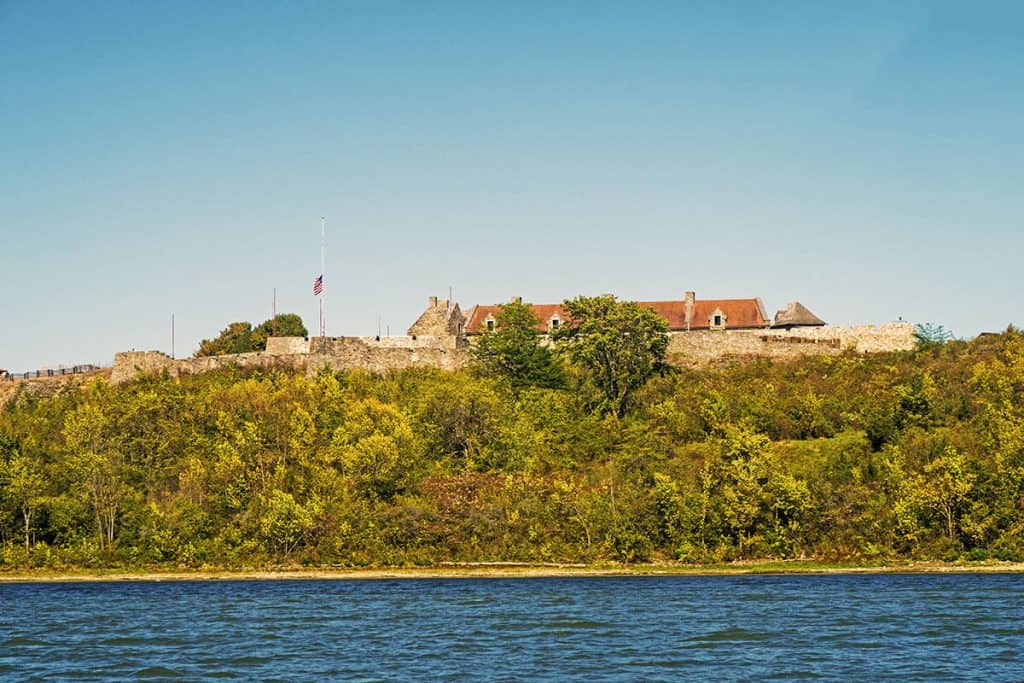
2,574 -> 1024,681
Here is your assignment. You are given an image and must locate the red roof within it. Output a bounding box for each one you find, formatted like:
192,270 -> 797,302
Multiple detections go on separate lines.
464,298 -> 768,333
687,299 -> 769,330
466,304 -> 566,334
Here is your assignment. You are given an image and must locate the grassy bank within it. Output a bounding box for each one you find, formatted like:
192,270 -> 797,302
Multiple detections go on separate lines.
5,559 -> 1024,583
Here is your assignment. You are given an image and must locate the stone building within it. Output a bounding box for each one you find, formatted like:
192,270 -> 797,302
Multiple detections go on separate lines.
456,291 -> 912,367
463,292 -> 822,335
407,297 -> 465,337
772,301 -> 826,329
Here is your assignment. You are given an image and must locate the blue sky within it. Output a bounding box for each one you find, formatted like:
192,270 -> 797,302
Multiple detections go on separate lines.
2,1 -> 1022,371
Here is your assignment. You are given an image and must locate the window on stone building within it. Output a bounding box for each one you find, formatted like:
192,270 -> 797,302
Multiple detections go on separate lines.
714,315 -> 722,326
550,318 -> 560,331
486,319 -> 495,332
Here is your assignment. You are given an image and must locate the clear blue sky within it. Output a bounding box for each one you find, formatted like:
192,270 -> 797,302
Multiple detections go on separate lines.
2,1 -> 1022,371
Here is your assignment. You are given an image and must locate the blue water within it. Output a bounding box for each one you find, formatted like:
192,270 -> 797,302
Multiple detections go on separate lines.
2,574 -> 1023,681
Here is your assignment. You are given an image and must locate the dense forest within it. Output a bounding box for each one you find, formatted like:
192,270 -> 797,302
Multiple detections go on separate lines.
1,306 -> 1023,570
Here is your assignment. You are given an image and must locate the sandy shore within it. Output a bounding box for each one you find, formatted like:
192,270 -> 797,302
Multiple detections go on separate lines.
4,560 -> 1024,583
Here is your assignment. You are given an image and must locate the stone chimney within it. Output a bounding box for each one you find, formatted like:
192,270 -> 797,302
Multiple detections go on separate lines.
429,296 -> 438,307
684,291 -> 695,331
511,296 -> 522,304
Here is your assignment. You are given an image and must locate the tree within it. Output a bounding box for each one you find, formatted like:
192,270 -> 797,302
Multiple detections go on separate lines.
63,404 -> 126,550
470,300 -> 565,390
251,314 -> 309,352
915,323 -> 953,350
196,322 -> 255,357
552,295 -> 669,418
332,398 -> 420,500
2,453 -> 46,549
196,314 -> 307,357
914,447 -> 976,542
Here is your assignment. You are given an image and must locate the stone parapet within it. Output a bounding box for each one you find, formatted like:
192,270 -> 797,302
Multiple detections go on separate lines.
310,335 -> 464,353
111,335 -> 470,384
110,324 -> 915,384
666,323 -> 915,366
111,351 -> 176,384
265,337 -> 310,355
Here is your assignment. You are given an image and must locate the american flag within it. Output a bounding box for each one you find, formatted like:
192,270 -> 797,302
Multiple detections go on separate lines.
313,274 -> 324,296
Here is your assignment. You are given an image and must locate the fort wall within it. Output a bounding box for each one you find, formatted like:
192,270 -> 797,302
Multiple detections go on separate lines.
111,350 -> 306,384
666,323 -> 915,366
0,368 -> 111,405
111,336 -> 470,384
110,323 -> 915,385
265,336 -> 311,355
308,337 -> 468,374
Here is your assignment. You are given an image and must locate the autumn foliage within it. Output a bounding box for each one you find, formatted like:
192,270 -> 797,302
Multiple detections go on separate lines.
2,328 -> 1024,569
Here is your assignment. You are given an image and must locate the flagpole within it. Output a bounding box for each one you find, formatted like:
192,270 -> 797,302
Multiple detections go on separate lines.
320,216 -> 326,337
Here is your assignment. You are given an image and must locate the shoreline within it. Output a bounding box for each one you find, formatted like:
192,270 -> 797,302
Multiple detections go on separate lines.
4,560 -> 1024,583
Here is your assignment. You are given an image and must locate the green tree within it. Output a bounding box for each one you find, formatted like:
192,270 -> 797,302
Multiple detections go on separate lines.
470,300 -> 565,390
915,322 -> 953,350
332,398 -> 420,500
258,489 -> 316,556
251,314 -> 309,352
64,404 -> 127,550
553,295 -> 669,418
2,453 -> 47,549
914,448 -> 977,542
197,314 -> 307,357
196,322 -> 255,357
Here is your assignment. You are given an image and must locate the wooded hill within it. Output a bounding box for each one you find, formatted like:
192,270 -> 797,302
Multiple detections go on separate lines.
1,324 -> 1022,570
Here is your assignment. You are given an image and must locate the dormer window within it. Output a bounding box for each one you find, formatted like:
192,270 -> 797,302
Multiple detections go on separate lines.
550,318 -> 560,332
709,309 -> 727,330
486,319 -> 495,332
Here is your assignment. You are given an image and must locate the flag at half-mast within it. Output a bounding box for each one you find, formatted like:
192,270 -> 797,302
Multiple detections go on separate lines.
313,274 -> 324,296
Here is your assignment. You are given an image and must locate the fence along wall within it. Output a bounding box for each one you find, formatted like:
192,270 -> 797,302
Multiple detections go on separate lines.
0,368 -> 112,405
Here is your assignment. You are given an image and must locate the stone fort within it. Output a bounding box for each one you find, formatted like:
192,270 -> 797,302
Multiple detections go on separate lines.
109,292 -> 915,385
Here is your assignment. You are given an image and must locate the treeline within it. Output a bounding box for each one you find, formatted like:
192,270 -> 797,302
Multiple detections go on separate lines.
1,325 -> 1023,569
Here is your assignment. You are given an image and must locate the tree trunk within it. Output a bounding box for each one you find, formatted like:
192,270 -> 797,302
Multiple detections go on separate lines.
22,506 -> 32,550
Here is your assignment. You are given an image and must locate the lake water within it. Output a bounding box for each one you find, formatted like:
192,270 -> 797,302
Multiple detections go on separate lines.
2,573 -> 1023,681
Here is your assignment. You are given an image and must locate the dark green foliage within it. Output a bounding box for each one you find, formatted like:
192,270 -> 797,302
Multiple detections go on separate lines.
2,328 -> 1024,570
252,313 -> 308,352
554,295 -> 670,418
196,314 -> 308,357
470,301 -> 565,390
196,322 -> 255,357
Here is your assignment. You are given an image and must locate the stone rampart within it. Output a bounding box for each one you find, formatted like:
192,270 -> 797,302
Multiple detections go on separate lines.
311,335 -> 466,353
111,351 -> 177,383
0,369 -> 111,405
666,323 -> 915,366
111,323 -> 915,384
308,337 -> 468,374
265,336 -> 310,355
111,336 -> 470,384
111,350 -> 306,384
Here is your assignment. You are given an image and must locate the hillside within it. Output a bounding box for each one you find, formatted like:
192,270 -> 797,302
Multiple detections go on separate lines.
1,330 -> 1022,570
